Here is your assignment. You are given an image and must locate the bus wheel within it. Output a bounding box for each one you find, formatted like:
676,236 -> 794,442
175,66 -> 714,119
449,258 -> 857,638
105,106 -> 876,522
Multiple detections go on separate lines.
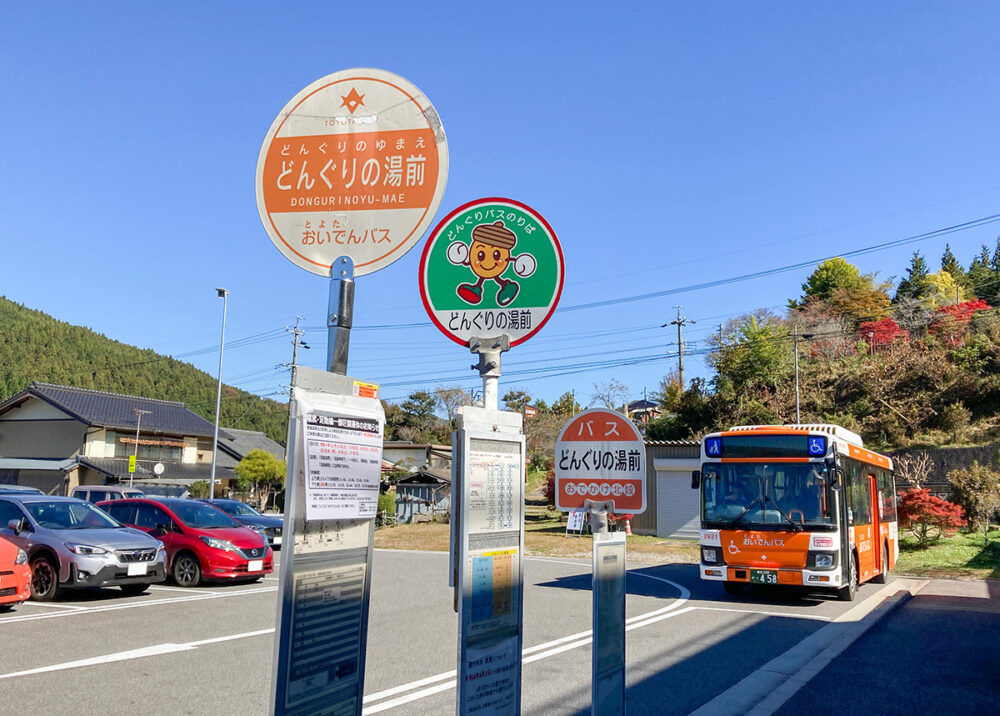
838,554 -> 858,602
723,581 -> 743,596
873,544 -> 890,584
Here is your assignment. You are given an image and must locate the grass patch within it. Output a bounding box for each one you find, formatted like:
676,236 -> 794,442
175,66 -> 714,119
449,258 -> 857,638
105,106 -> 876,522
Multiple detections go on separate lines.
895,527 -> 1000,580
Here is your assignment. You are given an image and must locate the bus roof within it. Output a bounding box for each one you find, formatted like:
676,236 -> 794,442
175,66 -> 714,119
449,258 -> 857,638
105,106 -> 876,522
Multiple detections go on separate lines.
721,423 -> 865,446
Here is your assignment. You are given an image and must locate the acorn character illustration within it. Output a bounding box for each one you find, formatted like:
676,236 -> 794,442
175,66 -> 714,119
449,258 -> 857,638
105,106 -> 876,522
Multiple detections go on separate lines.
446,220 -> 536,307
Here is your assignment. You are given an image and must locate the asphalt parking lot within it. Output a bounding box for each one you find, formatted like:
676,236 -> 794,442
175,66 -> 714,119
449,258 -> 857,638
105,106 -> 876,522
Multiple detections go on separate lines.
1,549 -> 988,715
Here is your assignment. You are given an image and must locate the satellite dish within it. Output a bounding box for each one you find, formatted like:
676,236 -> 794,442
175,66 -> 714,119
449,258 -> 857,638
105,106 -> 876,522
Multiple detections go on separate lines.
153,463 -> 165,475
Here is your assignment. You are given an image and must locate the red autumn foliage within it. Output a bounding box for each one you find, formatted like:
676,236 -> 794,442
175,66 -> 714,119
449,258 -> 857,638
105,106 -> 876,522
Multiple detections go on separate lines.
929,299 -> 990,346
543,471 -> 556,506
897,488 -> 966,548
857,318 -> 909,350
933,298 -> 990,324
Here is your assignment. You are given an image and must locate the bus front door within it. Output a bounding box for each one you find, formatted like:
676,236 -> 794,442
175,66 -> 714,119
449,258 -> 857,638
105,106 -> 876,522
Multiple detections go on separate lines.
867,474 -> 881,580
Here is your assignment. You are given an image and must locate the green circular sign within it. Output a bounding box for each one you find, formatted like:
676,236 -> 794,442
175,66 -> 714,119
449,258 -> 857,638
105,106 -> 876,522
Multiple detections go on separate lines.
419,198 -> 564,346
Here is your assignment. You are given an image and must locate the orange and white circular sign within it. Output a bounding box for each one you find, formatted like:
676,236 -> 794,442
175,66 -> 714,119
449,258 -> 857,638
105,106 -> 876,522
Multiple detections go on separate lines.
255,68 -> 449,277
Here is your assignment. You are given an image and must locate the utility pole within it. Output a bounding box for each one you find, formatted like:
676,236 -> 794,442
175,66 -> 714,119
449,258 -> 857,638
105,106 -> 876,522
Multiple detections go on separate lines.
793,326 -> 800,424
285,316 -> 309,437
663,306 -> 695,390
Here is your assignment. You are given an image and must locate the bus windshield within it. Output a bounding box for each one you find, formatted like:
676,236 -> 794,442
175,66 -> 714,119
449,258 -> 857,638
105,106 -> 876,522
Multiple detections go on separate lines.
701,462 -> 835,529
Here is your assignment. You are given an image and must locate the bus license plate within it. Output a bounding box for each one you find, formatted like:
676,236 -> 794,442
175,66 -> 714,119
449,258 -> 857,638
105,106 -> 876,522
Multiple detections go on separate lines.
750,569 -> 778,585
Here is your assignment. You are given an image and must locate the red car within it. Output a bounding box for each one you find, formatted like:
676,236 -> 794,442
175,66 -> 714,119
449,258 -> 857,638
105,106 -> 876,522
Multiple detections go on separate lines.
0,534 -> 31,609
99,498 -> 272,588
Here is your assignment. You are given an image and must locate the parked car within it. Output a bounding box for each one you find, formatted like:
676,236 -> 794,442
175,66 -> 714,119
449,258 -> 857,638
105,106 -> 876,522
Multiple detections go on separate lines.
0,495 -> 167,601
0,486 -> 44,495
0,535 -> 31,609
71,485 -> 145,504
197,499 -> 283,548
99,498 -> 273,587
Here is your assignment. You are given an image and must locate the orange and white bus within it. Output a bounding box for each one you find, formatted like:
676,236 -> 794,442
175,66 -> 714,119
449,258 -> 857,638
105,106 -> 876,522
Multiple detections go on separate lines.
693,424 -> 897,601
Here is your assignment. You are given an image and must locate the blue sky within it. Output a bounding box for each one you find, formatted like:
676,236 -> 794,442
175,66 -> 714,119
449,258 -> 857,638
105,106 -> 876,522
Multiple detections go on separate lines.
2,3 -> 999,411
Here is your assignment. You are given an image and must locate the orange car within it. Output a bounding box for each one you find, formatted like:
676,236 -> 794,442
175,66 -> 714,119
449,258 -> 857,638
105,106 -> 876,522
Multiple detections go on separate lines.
0,534 -> 31,609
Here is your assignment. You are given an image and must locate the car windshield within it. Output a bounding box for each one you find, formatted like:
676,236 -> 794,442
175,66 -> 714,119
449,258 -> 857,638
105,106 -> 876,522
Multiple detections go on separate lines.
25,501 -> 120,530
169,501 -> 240,529
701,462 -> 835,528
219,501 -> 260,517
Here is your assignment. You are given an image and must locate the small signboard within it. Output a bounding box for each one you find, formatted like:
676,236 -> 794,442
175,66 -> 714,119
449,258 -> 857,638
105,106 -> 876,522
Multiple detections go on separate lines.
128,455 -> 136,473
256,68 -> 449,277
454,406 -> 525,716
566,509 -> 585,535
270,367 -> 384,716
554,408 -> 646,514
419,197 -> 564,346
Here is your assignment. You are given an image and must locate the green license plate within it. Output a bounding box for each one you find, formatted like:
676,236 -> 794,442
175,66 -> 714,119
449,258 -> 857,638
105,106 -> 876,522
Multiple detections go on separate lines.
750,569 -> 778,585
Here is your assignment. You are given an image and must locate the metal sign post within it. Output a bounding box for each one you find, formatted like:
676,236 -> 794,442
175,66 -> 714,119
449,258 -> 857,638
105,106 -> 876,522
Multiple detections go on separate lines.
590,514 -> 626,715
420,197 -> 563,716
555,410 -> 645,715
455,406 -> 525,716
257,68 -> 449,716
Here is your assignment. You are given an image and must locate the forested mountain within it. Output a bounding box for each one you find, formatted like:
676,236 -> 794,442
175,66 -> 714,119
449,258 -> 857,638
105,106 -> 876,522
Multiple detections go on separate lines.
0,297 -> 288,443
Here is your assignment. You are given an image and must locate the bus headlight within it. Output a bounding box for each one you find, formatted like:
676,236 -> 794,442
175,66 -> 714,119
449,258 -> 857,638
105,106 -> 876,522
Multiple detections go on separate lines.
808,551 -> 837,569
702,546 -> 722,564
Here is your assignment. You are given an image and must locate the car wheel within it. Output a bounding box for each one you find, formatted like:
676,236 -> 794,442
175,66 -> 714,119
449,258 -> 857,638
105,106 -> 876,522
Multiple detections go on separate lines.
723,581 -> 743,595
172,553 -> 202,588
873,544 -> 890,584
838,554 -> 858,602
30,556 -> 61,602
120,583 -> 150,596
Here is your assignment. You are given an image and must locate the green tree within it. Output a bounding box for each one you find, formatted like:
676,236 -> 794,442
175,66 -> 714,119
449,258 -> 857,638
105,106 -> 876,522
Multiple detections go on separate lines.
712,313 -> 791,394
968,244 -> 997,305
653,368 -> 683,412
502,389 -> 532,413
400,391 -> 439,430
188,480 -> 210,499
948,460 -> 1000,546
550,391 -> 581,417
894,251 -> 931,303
233,449 -> 287,510
941,244 -> 971,291
799,258 -> 868,303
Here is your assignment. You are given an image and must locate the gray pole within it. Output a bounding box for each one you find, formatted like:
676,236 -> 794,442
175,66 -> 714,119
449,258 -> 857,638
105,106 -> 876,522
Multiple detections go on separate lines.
130,408 -> 150,489
210,288 -> 229,501
664,307 -> 695,390
328,257 -> 355,375
794,325 -> 800,424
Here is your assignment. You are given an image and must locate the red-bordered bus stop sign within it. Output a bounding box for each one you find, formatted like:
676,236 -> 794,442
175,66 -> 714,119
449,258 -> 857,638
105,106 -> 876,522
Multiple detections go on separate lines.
418,197 -> 563,346
255,68 -> 448,277
554,408 -> 646,514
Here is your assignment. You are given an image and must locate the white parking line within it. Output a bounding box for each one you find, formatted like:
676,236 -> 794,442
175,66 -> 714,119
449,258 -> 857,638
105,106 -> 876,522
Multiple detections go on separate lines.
0,586 -> 277,626
0,628 -> 275,680
147,585 -> 220,594
14,602 -> 87,611
361,566 -> 692,713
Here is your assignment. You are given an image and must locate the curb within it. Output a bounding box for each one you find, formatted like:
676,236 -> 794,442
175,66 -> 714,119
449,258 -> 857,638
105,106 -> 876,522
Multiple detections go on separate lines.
689,578 -> 928,716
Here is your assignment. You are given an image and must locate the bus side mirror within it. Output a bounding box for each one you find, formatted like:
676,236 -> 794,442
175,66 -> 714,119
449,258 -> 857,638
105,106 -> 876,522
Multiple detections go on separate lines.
691,470 -> 701,489
824,457 -> 843,490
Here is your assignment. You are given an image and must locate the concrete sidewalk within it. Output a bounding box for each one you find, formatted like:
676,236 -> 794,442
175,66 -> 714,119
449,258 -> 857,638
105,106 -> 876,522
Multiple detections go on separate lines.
773,578 -> 1000,716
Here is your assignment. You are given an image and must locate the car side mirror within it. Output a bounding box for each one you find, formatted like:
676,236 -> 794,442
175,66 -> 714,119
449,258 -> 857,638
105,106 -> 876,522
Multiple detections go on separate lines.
7,518 -> 25,534
691,470 -> 701,489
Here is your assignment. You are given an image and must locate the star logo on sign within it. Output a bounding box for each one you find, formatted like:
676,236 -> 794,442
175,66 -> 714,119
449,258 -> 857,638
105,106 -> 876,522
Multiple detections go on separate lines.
340,87 -> 366,115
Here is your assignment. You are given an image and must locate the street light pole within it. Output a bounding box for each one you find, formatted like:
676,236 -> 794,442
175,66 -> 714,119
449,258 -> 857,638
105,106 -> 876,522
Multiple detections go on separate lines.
131,408 -> 151,489
210,288 -> 229,501
794,326 -> 800,424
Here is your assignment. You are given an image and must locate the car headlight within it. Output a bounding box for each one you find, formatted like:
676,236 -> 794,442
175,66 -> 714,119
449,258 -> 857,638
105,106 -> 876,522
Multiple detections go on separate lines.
702,547 -> 718,564
65,543 -> 108,555
199,535 -> 237,552
815,553 -> 834,568
15,548 -> 28,565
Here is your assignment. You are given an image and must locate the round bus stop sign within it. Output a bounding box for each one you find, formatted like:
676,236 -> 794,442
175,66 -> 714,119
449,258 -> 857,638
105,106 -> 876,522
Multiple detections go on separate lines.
554,408 -> 646,514
255,68 -> 448,277
418,197 -> 563,346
